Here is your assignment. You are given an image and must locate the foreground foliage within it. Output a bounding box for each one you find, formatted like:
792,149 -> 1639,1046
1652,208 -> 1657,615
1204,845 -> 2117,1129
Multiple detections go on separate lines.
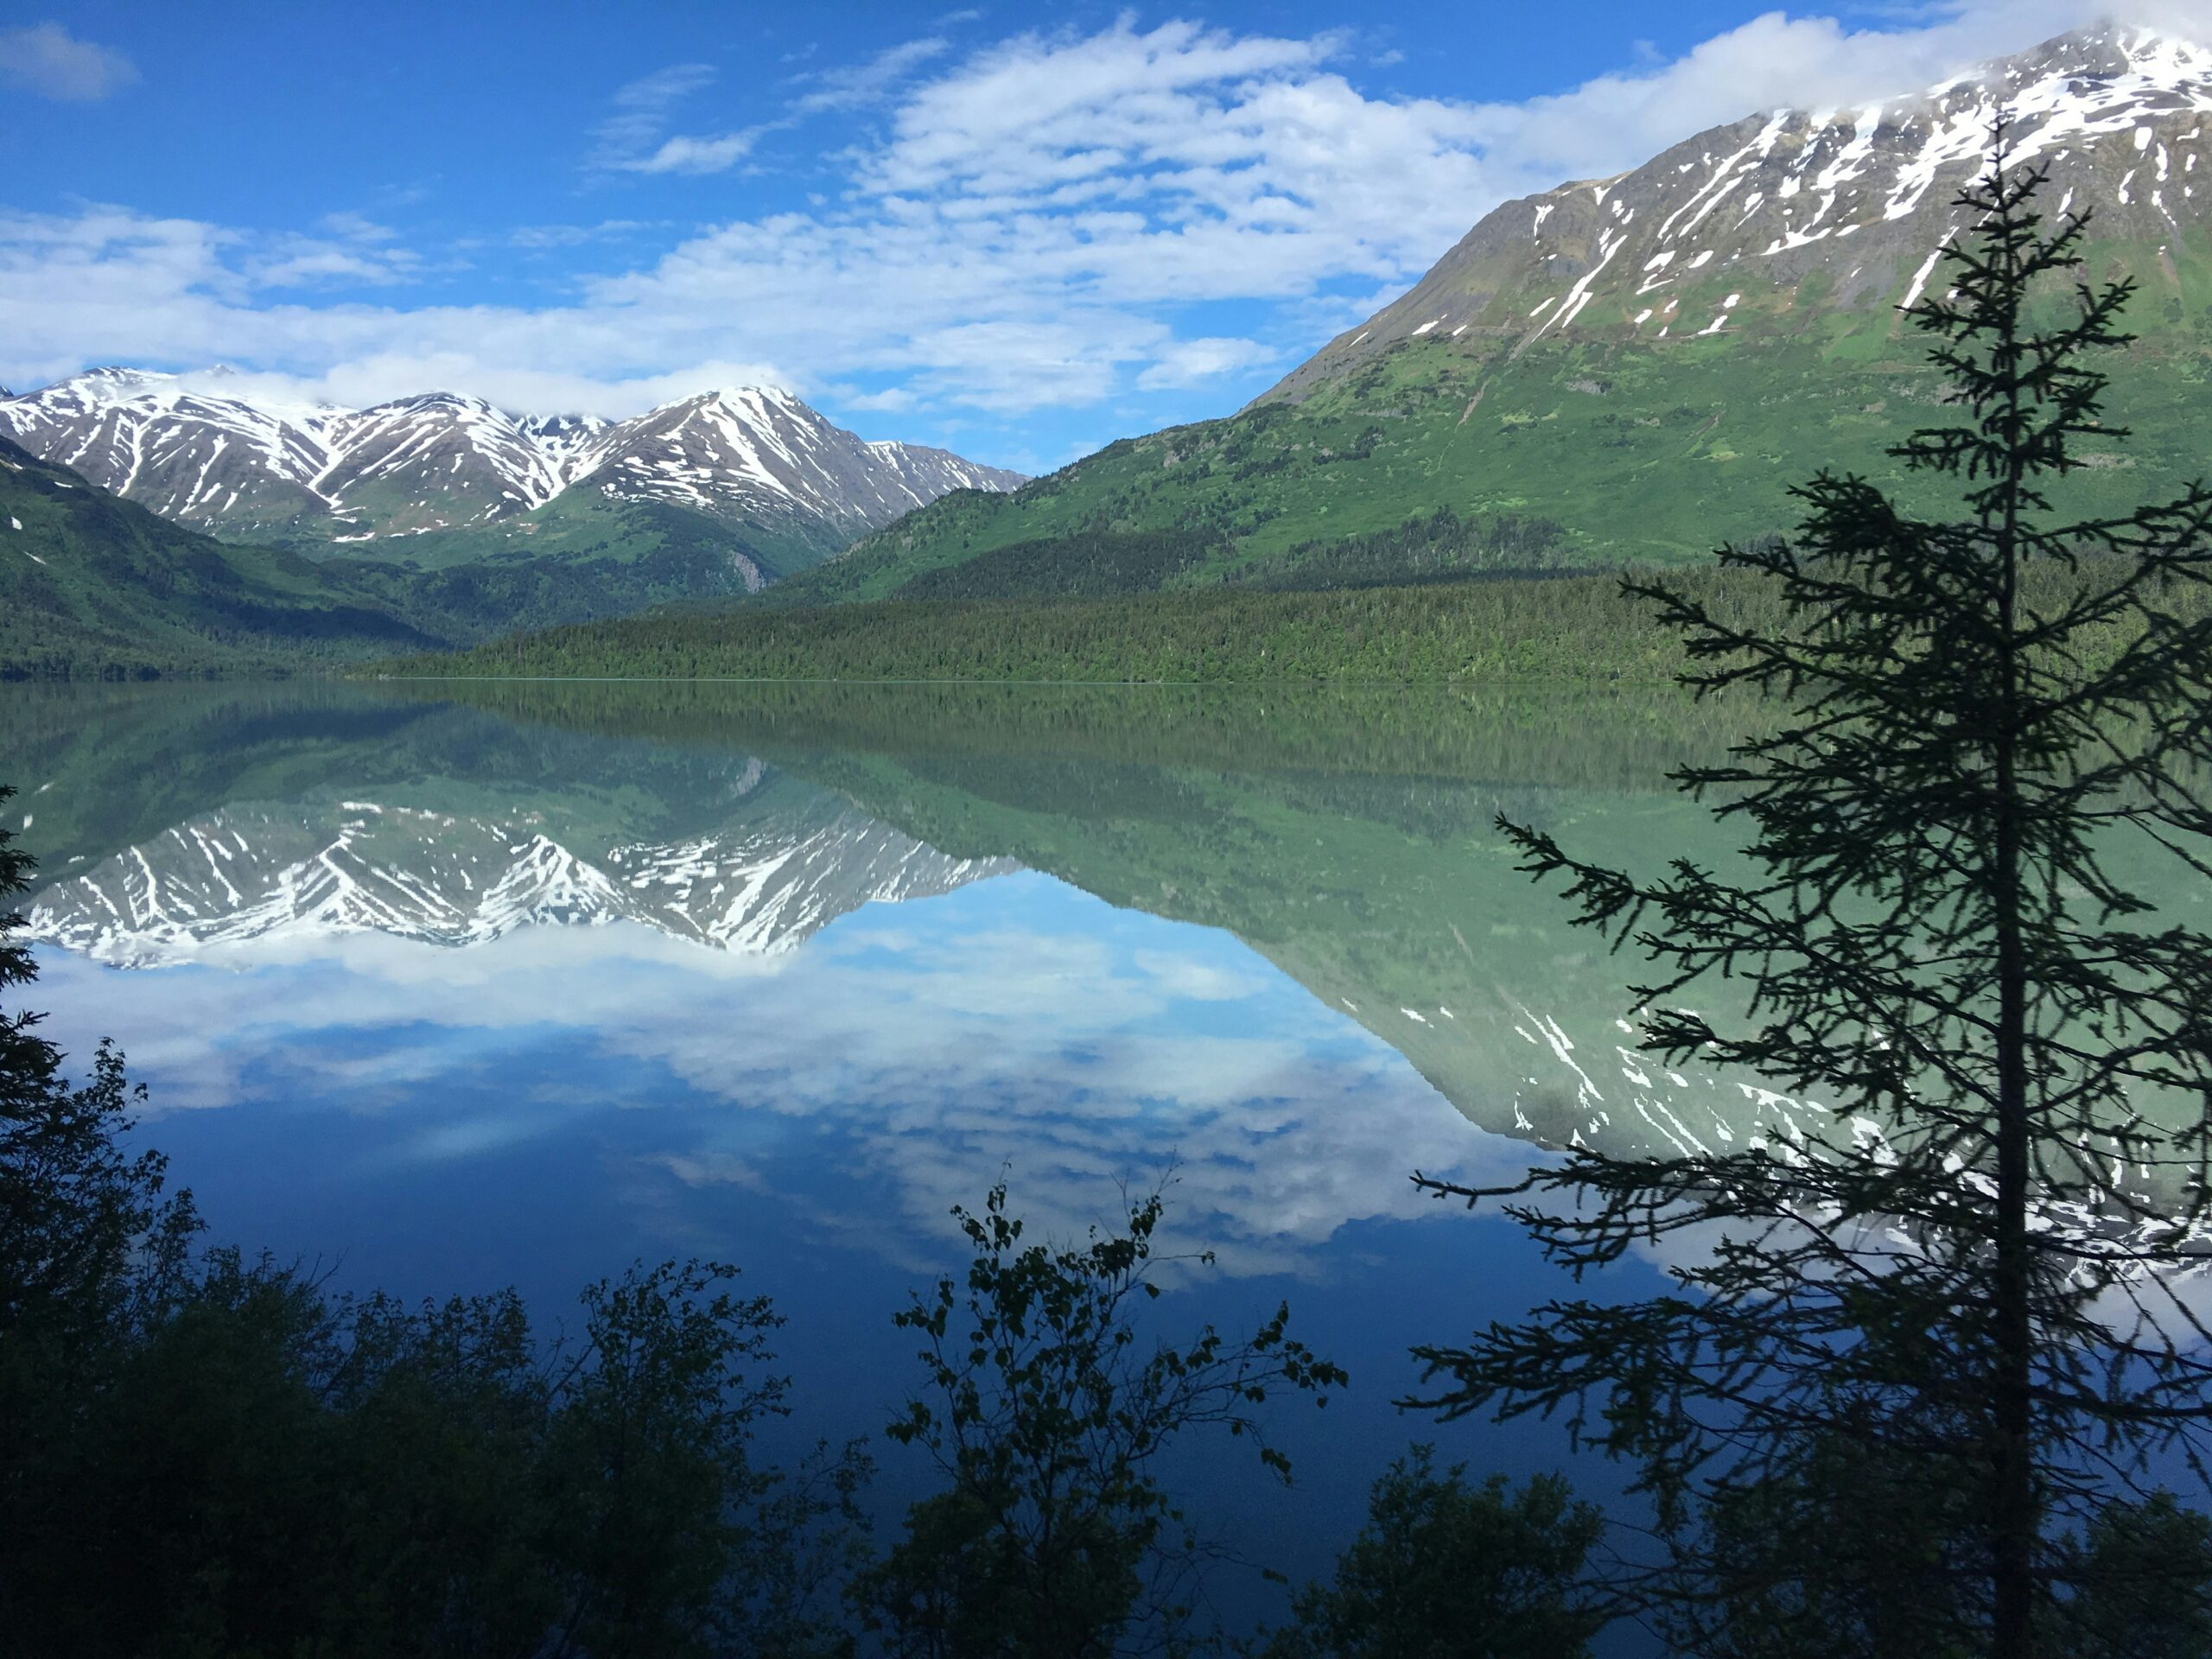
859,1182 -> 1344,1657
1255,1447 -> 1605,1659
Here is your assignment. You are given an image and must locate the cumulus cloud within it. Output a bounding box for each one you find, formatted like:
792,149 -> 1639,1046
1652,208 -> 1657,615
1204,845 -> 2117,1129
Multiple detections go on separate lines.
1,3 -> 2186,426
0,21 -> 138,101
249,216 -> 424,289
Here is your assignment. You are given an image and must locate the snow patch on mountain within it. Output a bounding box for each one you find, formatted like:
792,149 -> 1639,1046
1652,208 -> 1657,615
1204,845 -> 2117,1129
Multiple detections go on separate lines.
1267,25 -> 2212,399
0,370 -> 1023,544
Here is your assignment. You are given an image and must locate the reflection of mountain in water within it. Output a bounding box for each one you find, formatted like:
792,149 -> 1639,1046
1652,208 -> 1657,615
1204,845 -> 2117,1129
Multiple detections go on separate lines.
15,698 -> 1016,964
29,799 -> 1012,965
760,738 -> 1843,1166
7,681 -> 1828,1161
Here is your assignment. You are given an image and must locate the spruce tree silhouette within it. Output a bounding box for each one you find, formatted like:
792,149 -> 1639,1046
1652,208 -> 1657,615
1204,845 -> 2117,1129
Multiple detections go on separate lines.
1409,127 -> 2212,1658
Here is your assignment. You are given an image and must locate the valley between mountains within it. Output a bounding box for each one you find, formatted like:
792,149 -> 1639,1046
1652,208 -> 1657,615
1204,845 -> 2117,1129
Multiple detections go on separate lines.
10,24 -> 2212,681
0,379 -> 1021,674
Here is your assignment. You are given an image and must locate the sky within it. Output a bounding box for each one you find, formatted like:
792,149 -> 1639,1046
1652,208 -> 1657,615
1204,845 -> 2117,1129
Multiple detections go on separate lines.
5,0 -> 2210,473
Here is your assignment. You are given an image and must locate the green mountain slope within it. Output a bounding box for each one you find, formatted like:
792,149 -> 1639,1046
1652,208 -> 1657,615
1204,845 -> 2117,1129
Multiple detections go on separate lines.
0,438 -> 439,677
777,28 -> 2212,605
785,327 -> 2211,607
0,439 -> 855,677
321,488 -> 832,584
317,492 -> 824,640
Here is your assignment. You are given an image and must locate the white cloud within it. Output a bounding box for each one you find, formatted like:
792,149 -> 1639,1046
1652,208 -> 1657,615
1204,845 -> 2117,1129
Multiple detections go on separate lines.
508,219 -> 655,251
589,61 -> 760,176
3,4 -> 2189,425
1133,948 -> 1266,1000
625,130 -> 760,175
0,21 -> 138,102
156,356 -> 795,424
790,36 -> 950,115
835,384 -> 918,413
1135,335 -> 1279,390
247,227 -> 423,289
29,906 -> 1502,1279
318,211 -> 397,244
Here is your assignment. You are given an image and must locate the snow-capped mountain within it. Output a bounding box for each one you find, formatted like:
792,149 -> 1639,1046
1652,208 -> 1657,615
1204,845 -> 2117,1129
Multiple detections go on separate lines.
1269,26 -> 2212,397
574,387 -> 1023,543
0,369 -> 1023,550
25,793 -> 1020,968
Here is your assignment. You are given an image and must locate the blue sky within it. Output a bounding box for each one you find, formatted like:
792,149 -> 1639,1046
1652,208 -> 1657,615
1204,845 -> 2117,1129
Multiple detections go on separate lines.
0,0 -> 2182,472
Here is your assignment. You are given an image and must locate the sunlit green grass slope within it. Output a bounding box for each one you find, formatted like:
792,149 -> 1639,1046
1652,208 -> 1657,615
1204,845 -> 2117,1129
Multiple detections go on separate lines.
777,257 -> 2212,605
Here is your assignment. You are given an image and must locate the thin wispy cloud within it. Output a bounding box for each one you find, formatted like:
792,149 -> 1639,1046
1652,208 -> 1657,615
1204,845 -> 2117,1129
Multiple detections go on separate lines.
625,131 -> 761,175
509,219 -> 656,251
0,21 -> 138,102
790,36 -> 951,114
588,62 -> 760,175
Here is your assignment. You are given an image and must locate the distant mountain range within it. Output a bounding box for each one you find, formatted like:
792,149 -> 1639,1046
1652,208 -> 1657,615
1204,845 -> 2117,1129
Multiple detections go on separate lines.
787,26 -> 2212,603
0,370 -> 1021,569
14,23 -> 2212,676
0,377 -> 1023,674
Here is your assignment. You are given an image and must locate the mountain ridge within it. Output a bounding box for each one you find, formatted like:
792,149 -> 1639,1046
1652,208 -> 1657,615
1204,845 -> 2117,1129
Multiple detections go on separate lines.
770,23 -> 2212,607
25,791 -> 1020,966
0,433 -> 445,677
1259,24 -> 2212,402
0,370 -> 1025,575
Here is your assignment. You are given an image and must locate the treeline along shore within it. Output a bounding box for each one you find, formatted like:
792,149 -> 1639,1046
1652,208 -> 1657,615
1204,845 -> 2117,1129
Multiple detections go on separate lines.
375,553 -> 2212,685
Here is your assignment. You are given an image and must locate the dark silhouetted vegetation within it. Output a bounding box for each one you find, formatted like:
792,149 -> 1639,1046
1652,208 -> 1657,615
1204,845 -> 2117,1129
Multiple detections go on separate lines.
1255,1446 -> 1605,1659
857,1181 -> 1344,1657
1411,136 -> 2212,1658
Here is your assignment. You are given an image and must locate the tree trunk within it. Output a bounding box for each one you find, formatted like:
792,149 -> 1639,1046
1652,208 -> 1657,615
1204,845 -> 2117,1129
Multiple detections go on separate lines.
1991,290 -> 2037,1655
1992,791 -> 2036,1659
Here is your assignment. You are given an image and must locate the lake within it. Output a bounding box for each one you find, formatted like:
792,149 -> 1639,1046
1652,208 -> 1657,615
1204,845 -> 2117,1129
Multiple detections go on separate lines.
2,677 -> 1821,1632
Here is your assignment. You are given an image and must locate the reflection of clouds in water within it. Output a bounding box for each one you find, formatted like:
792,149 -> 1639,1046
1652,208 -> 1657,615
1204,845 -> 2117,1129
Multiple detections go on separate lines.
29,877 -> 1521,1278
1131,948 -> 1267,1002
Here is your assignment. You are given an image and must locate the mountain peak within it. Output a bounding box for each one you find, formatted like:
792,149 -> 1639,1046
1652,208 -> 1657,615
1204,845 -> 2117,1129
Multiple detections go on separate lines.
1261,19 -> 2212,403
692,385 -> 804,416
1996,22 -> 2212,81
0,366 -> 1022,550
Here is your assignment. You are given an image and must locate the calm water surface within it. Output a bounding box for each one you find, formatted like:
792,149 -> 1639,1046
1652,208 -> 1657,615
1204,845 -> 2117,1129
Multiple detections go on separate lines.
3,678 -> 1802,1631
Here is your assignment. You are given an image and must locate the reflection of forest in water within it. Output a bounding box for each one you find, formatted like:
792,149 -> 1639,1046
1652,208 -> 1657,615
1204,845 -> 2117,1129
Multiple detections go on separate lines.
10,677 -> 2202,1178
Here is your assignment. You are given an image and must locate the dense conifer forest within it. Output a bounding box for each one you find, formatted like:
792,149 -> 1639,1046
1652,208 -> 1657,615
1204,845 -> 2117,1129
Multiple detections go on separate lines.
386,553 -> 2212,685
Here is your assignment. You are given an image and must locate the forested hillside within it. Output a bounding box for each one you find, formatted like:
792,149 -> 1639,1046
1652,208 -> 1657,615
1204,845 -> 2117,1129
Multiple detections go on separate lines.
0,438 -> 435,678
386,554 -> 2212,686
0,440 -> 855,678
